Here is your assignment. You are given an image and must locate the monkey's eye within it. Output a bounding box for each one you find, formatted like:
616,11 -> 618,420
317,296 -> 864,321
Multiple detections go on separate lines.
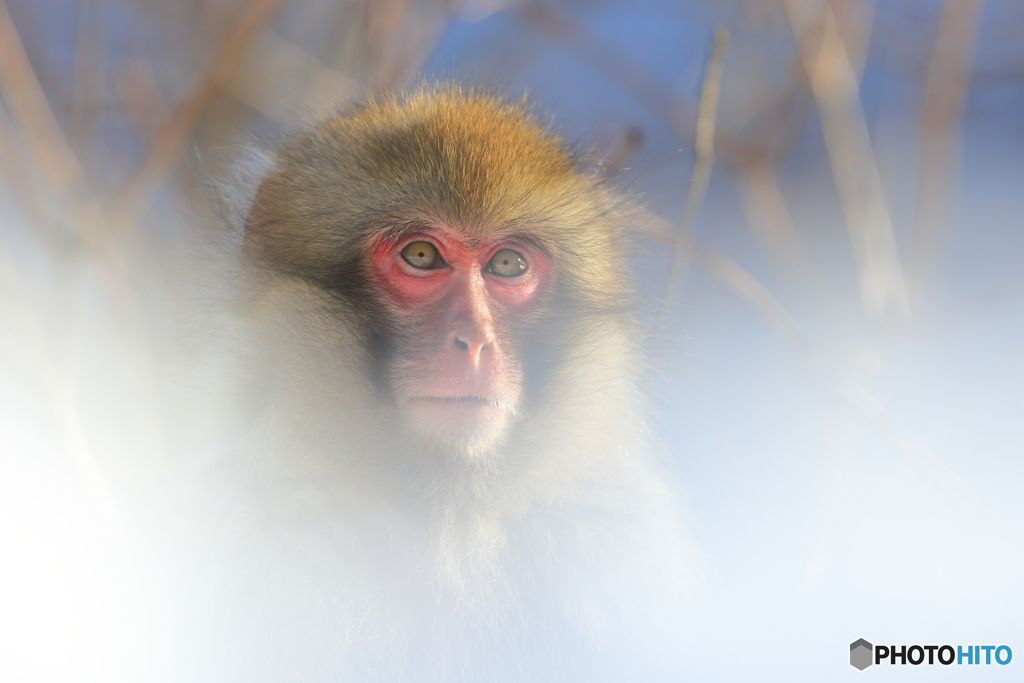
487,249 -> 527,277
401,241 -> 441,269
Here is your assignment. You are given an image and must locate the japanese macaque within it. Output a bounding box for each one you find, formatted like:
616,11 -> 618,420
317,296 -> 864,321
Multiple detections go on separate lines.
167,87 -> 692,682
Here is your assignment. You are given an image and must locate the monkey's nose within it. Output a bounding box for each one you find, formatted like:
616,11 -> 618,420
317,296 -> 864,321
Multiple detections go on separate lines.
453,332 -> 490,357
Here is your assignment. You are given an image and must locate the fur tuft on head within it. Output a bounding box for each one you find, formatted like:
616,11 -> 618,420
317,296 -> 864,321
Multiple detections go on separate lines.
244,86 -> 626,309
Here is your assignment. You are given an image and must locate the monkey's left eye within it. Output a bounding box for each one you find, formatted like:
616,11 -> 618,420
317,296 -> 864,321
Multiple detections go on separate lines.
401,241 -> 441,269
487,249 -> 527,277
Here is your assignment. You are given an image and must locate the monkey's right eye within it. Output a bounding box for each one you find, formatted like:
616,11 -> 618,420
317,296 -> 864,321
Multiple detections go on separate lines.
401,241 -> 441,269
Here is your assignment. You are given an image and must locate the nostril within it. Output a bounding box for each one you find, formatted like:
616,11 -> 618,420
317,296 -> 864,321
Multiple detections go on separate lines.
454,337 -> 469,352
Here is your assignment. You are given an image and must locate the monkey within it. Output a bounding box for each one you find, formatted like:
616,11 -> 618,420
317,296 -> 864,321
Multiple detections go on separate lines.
162,86 -> 693,683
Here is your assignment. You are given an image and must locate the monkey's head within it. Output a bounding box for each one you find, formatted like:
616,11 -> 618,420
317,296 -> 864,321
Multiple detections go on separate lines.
243,88 -> 628,459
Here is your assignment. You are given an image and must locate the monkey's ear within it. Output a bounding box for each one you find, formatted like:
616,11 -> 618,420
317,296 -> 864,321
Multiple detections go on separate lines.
579,124 -> 644,181
241,172 -> 337,280
243,173 -> 284,247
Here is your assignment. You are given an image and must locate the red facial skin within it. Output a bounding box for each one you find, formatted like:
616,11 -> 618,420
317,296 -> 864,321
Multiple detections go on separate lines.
370,226 -> 551,454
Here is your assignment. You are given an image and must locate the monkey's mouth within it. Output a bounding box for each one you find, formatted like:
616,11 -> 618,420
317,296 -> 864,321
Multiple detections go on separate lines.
413,396 -> 502,408
410,395 -> 519,417
402,396 -> 515,451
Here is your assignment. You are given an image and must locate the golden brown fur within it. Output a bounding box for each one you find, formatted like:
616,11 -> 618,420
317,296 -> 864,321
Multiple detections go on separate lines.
244,88 -> 623,303
165,86 -> 692,682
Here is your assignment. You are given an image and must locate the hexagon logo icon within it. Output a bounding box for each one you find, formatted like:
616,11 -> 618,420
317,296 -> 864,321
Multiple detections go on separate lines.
850,639 -> 873,670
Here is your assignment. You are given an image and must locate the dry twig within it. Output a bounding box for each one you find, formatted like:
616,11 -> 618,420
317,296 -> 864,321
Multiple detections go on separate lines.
511,0 -> 694,139
109,0 -> 287,222
0,0 -> 84,195
657,27 -> 729,341
638,205 -> 806,345
734,158 -> 817,283
909,0 -> 984,303
784,0 -> 907,320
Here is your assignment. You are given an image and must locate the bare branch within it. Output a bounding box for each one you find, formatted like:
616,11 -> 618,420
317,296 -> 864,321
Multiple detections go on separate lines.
785,0 -> 908,320
909,0 -> 984,303
694,243 -> 806,345
510,0 -> 694,140
0,0 -> 84,195
734,157 -> 818,283
109,0 -> 287,222
70,0 -> 105,160
657,27 -> 729,340
637,205 -> 806,345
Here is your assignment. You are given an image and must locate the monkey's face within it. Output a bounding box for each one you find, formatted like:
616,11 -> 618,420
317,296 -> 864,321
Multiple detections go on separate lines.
370,225 -> 551,456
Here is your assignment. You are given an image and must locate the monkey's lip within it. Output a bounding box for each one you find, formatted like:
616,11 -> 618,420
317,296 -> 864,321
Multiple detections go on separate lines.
405,395 -> 512,421
403,395 -> 514,449
410,395 -> 503,409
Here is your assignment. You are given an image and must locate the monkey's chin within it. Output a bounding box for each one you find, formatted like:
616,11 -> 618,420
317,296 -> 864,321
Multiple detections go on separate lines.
403,397 -> 512,457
